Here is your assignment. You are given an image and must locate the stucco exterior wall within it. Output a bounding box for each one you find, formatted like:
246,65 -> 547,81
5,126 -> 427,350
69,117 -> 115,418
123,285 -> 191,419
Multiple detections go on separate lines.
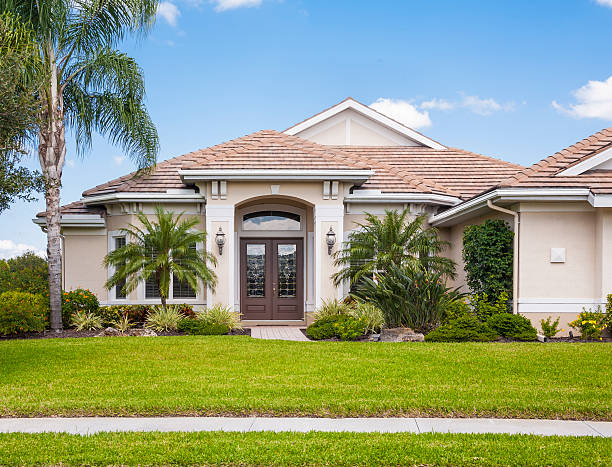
62,228 -> 108,300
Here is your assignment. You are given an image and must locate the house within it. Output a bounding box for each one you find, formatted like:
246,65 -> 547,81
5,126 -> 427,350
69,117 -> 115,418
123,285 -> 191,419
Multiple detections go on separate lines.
35,97 -> 612,332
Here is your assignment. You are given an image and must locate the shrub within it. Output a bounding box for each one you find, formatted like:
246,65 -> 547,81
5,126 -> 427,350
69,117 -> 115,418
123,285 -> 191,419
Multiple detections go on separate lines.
313,299 -> 352,321
112,313 -> 133,333
350,302 -> 384,334
97,305 -> 152,326
335,316 -> 367,341
569,307 -> 607,340
353,264 -> 463,333
540,316 -> 562,339
145,305 -> 183,332
425,315 -> 498,342
177,319 -> 229,335
471,292 -> 509,321
175,303 -> 197,319
61,289 -> 99,327
441,298 -> 473,324
196,304 -> 242,330
462,219 -> 513,301
70,311 -> 103,331
306,315 -> 352,340
0,252 -> 48,295
486,313 -> 537,341
0,291 -> 48,335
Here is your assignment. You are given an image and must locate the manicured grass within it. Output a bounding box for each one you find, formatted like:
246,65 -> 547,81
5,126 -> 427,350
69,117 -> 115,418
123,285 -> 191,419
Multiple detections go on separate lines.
0,336 -> 610,419
0,431 -> 610,466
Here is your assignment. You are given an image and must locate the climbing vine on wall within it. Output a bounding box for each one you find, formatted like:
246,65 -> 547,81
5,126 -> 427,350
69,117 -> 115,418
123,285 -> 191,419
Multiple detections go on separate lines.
462,219 -> 514,301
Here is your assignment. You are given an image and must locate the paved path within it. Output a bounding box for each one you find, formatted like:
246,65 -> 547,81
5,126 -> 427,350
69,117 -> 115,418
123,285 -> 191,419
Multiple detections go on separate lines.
250,326 -> 309,341
1,417 -> 610,437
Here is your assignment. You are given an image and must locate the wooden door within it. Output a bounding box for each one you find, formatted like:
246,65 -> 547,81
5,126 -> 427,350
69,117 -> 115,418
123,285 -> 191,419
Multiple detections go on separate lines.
240,238 -> 303,320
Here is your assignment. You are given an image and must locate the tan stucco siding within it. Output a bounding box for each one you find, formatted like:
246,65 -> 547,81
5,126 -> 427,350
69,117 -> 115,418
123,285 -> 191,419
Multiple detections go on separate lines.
63,230 -> 108,300
518,209 -> 595,299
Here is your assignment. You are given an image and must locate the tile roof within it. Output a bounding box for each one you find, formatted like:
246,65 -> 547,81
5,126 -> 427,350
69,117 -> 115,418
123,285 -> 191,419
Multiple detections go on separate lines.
498,128 -> 612,193
36,201 -> 105,218
333,146 -> 523,199
83,130 -> 461,199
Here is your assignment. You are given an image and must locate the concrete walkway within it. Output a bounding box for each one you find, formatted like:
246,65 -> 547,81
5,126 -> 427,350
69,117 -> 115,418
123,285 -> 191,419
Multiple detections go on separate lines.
1,417 -> 610,437
250,326 -> 309,341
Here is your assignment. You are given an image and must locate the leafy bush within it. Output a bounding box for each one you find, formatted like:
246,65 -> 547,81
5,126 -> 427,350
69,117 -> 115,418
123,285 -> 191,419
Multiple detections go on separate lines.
353,264 -> 463,333
0,291 -> 48,335
0,252 -> 48,295
335,316 -> 367,341
175,303 -> 197,319
441,298 -> 473,324
306,315 -> 351,340
424,315 -> 498,342
569,307 -> 608,340
540,316 -> 562,339
177,319 -> 229,335
70,311 -> 103,331
350,302 -> 384,334
471,292 -> 509,321
462,219 -> 513,301
196,304 -> 242,330
62,289 -> 99,327
486,313 -> 537,341
145,305 -> 183,332
313,299 -> 352,321
97,305 -> 152,326
112,313 -> 133,333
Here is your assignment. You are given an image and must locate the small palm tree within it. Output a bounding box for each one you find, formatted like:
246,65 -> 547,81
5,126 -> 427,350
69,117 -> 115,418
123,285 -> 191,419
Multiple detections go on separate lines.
332,209 -> 456,287
104,206 -> 217,309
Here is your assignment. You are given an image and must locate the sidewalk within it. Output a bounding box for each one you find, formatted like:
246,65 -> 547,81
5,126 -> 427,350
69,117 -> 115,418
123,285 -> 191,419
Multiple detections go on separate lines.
1,417 -> 610,437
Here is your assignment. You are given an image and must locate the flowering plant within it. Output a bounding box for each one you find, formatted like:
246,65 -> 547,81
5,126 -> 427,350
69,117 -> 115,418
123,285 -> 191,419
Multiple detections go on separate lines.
569,307 -> 607,340
0,291 -> 48,335
61,289 -> 99,327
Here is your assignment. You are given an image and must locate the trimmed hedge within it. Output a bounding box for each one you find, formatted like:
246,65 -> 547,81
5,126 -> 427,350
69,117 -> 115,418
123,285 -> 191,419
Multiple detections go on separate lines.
486,313 -> 537,341
0,291 -> 48,335
424,315 -> 498,342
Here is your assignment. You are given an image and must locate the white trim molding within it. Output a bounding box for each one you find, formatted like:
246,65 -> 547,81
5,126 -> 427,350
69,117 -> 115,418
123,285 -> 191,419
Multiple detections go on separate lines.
346,191 -> 461,206
283,98 -> 447,150
557,147 -> 612,176
518,298 -> 606,314
430,188 -> 592,227
33,214 -> 106,228
179,169 -> 374,184
81,191 -> 205,205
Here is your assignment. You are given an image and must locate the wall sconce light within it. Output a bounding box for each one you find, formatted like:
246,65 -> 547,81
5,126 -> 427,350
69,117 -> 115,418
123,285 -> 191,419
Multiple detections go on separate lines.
215,227 -> 226,255
326,227 -> 336,255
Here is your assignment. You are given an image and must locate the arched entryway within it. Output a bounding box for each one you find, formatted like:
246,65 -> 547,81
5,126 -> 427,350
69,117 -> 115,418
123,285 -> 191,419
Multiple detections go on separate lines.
235,199 -> 313,321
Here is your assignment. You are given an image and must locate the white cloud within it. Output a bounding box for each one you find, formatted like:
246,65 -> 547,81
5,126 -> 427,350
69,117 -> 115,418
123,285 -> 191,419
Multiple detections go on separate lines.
420,98 -> 455,111
370,98 -> 432,129
460,95 -> 507,116
157,2 -> 181,26
0,240 -> 45,260
113,155 -> 125,166
211,0 -> 262,12
553,75 -> 612,119
65,159 -> 75,168
595,0 -> 612,7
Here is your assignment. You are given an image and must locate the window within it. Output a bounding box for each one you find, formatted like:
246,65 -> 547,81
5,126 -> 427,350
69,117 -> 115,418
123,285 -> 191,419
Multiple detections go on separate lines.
114,236 -> 127,299
243,211 -> 300,231
172,243 -> 196,299
145,243 -> 160,299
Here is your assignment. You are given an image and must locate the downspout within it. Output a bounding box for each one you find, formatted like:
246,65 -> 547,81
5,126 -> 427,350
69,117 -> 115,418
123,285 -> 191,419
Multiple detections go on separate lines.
487,200 -> 519,314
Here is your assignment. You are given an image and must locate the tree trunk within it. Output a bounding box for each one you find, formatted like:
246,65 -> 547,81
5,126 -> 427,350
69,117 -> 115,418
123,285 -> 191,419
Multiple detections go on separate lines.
38,43 -> 66,331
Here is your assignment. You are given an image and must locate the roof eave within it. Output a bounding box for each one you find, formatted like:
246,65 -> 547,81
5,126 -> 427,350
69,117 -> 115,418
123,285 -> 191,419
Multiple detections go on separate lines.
178,169 -> 375,184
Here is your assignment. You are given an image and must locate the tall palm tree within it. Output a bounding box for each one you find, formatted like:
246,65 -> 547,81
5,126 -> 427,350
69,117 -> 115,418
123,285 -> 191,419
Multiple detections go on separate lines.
0,0 -> 160,329
332,209 -> 456,287
104,206 -> 217,309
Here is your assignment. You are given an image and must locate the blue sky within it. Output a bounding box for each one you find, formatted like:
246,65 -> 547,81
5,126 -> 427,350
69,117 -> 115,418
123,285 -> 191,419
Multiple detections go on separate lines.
3,0 -> 612,258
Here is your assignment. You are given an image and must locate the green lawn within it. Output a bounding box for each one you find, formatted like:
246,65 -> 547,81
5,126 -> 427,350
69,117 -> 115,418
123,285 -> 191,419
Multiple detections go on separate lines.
0,336 -> 610,419
1,432 -> 610,466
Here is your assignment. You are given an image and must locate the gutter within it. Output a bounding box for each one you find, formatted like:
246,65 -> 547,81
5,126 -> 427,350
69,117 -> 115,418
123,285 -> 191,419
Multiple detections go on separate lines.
486,200 -> 519,315
345,192 -> 461,206
178,169 -> 374,184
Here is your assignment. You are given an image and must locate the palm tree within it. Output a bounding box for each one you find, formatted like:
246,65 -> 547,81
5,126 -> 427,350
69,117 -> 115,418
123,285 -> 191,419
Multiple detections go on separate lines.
104,206 -> 217,309
0,0 -> 160,329
332,209 -> 456,287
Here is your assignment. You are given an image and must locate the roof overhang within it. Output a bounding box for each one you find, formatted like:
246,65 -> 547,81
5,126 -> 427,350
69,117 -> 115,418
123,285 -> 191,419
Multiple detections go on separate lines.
283,98 -> 447,150
430,188 -> 592,227
178,169 -> 374,184
81,191 -> 206,205
345,190 -> 461,206
32,214 -> 106,228
557,146 -> 612,176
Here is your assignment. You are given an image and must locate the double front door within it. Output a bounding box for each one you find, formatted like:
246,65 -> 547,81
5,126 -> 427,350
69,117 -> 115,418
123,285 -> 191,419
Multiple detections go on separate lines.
240,238 -> 303,320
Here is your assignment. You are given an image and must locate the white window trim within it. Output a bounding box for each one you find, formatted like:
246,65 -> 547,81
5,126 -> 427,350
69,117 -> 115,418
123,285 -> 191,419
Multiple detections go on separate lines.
108,230 -> 128,303
237,203 -> 306,238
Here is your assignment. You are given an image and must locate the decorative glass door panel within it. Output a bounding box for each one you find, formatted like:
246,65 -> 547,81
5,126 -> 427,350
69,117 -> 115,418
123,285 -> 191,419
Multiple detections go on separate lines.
241,238 -> 303,321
